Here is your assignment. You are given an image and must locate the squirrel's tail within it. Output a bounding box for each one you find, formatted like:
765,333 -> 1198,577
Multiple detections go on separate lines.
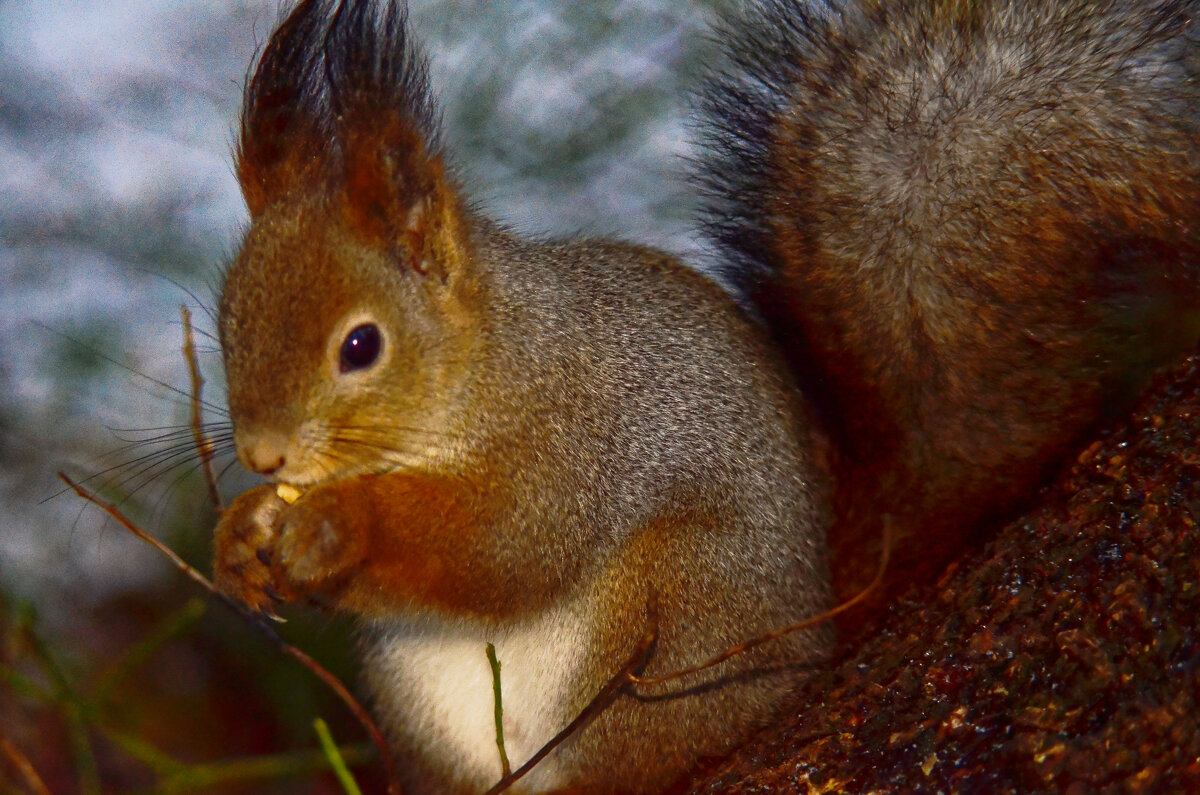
699,0 -> 1200,624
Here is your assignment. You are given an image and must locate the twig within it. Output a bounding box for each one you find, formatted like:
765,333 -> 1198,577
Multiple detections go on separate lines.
313,718 -> 364,795
180,306 -> 224,513
485,643 -> 511,778
482,643 -> 511,782
483,518 -> 889,794
630,518 -> 893,690
158,745 -> 374,794
484,593 -> 660,795
58,473 -> 403,795
0,733 -> 52,795
60,474 -> 216,595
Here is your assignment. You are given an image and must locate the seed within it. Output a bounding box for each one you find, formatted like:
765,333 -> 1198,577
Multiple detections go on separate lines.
276,483 -> 303,504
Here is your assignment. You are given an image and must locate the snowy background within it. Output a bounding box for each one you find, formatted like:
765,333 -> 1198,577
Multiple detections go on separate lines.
0,0 -> 730,623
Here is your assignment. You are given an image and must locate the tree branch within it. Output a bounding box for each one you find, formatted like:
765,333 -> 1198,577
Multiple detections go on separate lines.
58,473 -> 403,795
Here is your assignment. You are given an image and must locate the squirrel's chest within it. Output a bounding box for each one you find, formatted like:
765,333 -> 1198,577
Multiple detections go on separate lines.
362,604 -> 591,791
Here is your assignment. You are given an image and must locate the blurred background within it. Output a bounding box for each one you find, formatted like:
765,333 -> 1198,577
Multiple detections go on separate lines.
0,0 -> 731,791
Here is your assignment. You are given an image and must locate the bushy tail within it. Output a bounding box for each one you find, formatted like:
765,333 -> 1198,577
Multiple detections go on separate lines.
699,0 -> 1200,621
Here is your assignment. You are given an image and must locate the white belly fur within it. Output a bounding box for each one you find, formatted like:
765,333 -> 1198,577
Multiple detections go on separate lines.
365,599 -> 591,791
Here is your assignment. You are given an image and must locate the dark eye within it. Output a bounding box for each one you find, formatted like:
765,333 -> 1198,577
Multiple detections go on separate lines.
339,323 -> 382,373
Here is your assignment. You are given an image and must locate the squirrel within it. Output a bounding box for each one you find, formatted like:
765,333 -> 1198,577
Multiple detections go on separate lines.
212,0 -> 1200,792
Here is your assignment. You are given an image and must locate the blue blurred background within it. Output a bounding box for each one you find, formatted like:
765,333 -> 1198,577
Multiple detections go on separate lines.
1,0 -> 727,619
0,4 -> 730,789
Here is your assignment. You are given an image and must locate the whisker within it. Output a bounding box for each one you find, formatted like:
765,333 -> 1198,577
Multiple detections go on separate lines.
130,266 -> 221,329
94,437 -> 236,479
48,445 -> 195,502
216,456 -> 244,482
34,321 -> 230,417
51,436 -> 238,508
102,427 -> 196,450
102,425 -> 231,451
172,323 -> 221,346
158,457 -> 226,513
103,421 -> 229,436
109,442 -> 228,494
112,447 -> 238,510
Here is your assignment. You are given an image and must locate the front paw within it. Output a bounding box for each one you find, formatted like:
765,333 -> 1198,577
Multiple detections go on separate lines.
274,486 -> 363,590
213,484 -> 290,617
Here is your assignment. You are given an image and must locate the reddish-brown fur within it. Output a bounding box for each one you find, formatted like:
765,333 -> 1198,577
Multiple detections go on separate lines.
214,0 -> 1199,789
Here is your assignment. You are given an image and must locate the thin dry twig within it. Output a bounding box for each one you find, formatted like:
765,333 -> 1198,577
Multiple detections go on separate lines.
629,518 -> 894,690
180,306 -> 223,513
485,518 -> 891,792
0,733 -> 52,795
484,594 -> 660,795
57,473 -> 403,795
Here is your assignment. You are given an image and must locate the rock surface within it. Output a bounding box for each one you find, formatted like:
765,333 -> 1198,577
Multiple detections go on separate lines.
688,354 -> 1200,793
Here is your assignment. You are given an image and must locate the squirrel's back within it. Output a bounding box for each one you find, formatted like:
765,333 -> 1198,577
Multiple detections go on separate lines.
699,0 -> 1200,617
220,2 -> 831,791
215,0 -> 1200,789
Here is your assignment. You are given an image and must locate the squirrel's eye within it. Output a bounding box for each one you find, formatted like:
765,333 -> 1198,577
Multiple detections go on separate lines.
339,323 -> 382,373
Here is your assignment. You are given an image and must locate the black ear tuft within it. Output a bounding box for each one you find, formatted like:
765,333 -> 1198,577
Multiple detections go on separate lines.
237,0 -> 441,218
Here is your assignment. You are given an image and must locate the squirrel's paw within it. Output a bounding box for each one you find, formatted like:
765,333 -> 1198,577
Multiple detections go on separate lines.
274,485 -> 362,590
213,484 -> 290,618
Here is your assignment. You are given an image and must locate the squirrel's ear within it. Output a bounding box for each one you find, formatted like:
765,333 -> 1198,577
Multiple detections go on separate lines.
341,115 -> 469,282
236,0 -> 335,217
237,0 -> 468,278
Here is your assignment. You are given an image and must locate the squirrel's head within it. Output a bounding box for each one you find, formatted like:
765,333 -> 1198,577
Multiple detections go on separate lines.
219,0 -> 480,489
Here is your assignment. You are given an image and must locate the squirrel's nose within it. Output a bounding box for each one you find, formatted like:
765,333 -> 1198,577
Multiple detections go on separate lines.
237,431 -> 289,476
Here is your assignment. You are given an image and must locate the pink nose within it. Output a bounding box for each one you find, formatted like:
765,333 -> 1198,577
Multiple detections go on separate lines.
237,431 -> 289,475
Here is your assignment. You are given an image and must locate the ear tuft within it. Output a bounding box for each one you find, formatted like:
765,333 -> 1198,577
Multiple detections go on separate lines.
237,0 -> 460,264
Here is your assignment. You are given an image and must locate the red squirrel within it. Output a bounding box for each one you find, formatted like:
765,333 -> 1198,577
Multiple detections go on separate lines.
213,0 -> 1200,792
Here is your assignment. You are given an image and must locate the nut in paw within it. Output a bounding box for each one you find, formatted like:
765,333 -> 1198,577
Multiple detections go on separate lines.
274,486 -> 364,589
213,483 -> 289,617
